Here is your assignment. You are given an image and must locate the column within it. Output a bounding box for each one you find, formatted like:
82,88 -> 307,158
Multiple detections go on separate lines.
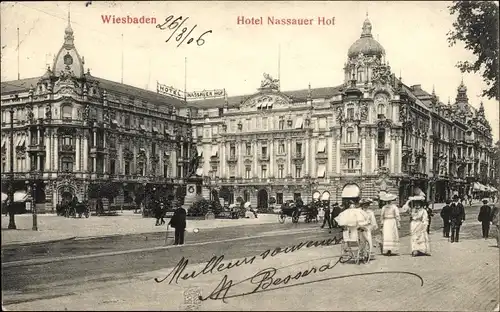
53,134 -> 59,171
83,134 -> 88,172
44,133 -> 51,171
221,141 -> 226,178
327,135 -> 333,176
93,157 -> 96,172
269,140 -> 274,176
237,141 -> 243,178
287,139 -> 292,176
103,131 -> 106,149
371,133 -> 376,172
93,130 -> 96,147
311,139 -> 316,177
37,154 -> 41,171
253,140 -> 258,177
360,131 -> 365,174
75,136 -> 80,171
336,131 -> 341,174
396,136 -> 402,174
390,136 -> 396,173
305,139 -> 310,175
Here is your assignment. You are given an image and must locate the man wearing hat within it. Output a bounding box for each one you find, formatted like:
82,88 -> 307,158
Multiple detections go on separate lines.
320,201 -> 333,232
331,202 -> 341,227
449,194 -> 466,243
478,199 -> 492,239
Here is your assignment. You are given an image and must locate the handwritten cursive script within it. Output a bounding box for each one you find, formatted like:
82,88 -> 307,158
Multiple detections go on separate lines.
156,15 -> 212,48
154,236 -> 343,285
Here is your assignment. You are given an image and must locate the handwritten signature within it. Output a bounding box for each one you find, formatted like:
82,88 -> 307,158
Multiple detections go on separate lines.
155,236 -> 344,285
155,236 -> 424,304
156,15 -> 212,48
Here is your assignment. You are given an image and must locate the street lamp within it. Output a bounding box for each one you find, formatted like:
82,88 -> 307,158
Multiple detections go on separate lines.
31,177 -> 38,231
7,106 -> 16,229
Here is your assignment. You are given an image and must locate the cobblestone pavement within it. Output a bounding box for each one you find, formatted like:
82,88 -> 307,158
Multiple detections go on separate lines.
3,205 -> 498,311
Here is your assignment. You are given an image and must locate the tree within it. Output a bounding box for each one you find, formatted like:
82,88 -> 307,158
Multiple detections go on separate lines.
447,1 -> 499,100
99,182 -> 120,203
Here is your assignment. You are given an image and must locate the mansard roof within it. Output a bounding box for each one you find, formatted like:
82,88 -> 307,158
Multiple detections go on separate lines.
189,85 -> 343,109
0,76 -> 189,108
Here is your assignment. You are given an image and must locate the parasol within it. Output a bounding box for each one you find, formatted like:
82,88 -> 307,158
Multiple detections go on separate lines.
1,193 -> 7,201
244,202 -> 251,209
334,208 -> 370,227
229,204 -> 236,209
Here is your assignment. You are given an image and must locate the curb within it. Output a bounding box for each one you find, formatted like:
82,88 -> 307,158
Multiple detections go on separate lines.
1,236 -> 77,249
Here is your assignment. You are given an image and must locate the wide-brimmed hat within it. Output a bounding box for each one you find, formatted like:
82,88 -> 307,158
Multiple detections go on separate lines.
380,193 -> 397,202
482,198 -> 489,204
359,198 -> 373,206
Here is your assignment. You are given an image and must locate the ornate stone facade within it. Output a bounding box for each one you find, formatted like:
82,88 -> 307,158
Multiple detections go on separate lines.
1,19 -> 193,212
190,17 -> 496,207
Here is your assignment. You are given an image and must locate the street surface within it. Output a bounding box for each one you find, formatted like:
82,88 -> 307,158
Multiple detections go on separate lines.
2,205 -> 498,311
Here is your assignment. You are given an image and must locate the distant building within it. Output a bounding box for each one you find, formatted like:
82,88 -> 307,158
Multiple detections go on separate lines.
1,18 -> 195,212
190,17 -> 496,208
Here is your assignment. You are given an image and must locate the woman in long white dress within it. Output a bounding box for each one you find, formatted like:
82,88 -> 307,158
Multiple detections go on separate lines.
379,193 -> 400,256
359,198 -> 378,258
410,198 -> 431,256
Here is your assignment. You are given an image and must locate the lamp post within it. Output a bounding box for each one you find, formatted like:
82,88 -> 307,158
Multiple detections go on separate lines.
31,178 -> 37,231
7,107 -> 16,229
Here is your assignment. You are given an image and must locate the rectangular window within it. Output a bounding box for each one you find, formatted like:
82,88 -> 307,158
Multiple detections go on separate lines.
294,193 -> 301,201
246,143 -> 252,155
261,165 -> 267,178
347,130 -> 353,143
125,161 -> 130,175
278,164 -> 284,178
211,166 -> 218,179
296,143 -> 302,155
110,160 -> 116,175
163,164 -> 169,178
348,158 -> 355,169
245,166 -> 251,179
262,117 -> 268,130
276,193 -> 283,205
230,144 -> 236,157
261,146 -> 268,157
378,130 -> 385,146
295,165 -> 302,178
279,119 -> 285,130
378,155 -> 385,168
278,141 -> 285,154
347,108 -> 354,120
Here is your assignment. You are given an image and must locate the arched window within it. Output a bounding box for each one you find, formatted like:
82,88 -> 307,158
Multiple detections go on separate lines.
62,105 -> 72,119
377,104 -> 386,118
347,127 -> 354,143
357,67 -> 364,82
61,157 -> 73,172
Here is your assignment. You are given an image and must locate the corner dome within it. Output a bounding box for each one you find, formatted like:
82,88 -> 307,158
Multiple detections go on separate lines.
347,17 -> 385,58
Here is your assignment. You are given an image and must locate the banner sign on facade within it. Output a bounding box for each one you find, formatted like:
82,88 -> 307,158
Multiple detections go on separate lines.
157,81 -> 225,101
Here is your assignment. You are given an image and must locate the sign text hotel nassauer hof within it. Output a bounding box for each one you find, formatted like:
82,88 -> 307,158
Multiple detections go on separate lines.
157,82 -> 225,101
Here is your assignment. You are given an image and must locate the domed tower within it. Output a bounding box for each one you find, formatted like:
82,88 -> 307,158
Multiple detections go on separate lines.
52,12 -> 84,78
344,15 -> 386,86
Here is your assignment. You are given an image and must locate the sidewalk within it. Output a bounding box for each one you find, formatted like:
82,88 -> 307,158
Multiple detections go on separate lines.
1,212 -> 278,246
4,219 -> 498,311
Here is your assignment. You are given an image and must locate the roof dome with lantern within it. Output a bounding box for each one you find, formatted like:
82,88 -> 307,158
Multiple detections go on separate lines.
347,15 -> 385,59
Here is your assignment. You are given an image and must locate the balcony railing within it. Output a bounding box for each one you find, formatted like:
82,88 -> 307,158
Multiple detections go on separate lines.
376,143 -> 390,151
340,143 -> 360,150
259,154 -> 270,161
60,145 -> 74,152
227,155 -> 238,162
342,168 -> 360,175
292,152 -> 304,160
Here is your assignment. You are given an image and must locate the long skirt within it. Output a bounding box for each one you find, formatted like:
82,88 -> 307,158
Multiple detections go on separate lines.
411,220 -> 431,254
382,219 -> 399,254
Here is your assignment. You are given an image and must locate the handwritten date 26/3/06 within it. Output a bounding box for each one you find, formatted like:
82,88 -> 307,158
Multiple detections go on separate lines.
156,15 -> 212,47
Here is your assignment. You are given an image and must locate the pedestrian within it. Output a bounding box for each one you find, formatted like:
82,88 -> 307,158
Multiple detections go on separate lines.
490,206 -> 499,248
154,200 -> 162,226
478,199 -> 492,239
450,195 -> 466,243
168,204 -> 187,245
425,201 -> 434,234
410,197 -> 431,256
440,200 -> 452,238
321,201 -> 332,233
160,202 -> 166,225
379,193 -> 401,256
359,198 -> 378,259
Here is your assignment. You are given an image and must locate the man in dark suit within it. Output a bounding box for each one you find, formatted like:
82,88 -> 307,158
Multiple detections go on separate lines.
331,203 -> 341,228
440,200 -> 452,238
450,195 -> 466,243
169,205 -> 187,245
321,201 -> 332,232
478,199 -> 492,239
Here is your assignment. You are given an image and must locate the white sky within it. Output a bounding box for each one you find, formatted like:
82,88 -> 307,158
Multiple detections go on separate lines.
1,1 -> 498,141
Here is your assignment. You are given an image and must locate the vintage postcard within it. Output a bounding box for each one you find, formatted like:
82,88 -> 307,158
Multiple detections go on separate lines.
1,1 -> 499,311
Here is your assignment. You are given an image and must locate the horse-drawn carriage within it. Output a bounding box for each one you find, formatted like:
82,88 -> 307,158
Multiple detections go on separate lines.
277,200 -> 318,224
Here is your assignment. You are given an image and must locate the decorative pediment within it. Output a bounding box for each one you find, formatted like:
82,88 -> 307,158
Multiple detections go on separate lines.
241,93 -> 290,111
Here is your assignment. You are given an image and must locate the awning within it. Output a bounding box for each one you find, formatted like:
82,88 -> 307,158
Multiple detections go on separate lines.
317,140 -> 326,153
317,165 -> 326,178
139,125 -> 146,131
1,193 -> 7,201
294,117 -> 304,129
256,103 -> 262,108
211,146 -> 218,157
321,191 -> 330,201
152,126 -> 159,133
13,191 -> 28,202
195,168 -> 203,176
197,146 -> 203,157
341,184 -> 360,198
1,137 -> 6,147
